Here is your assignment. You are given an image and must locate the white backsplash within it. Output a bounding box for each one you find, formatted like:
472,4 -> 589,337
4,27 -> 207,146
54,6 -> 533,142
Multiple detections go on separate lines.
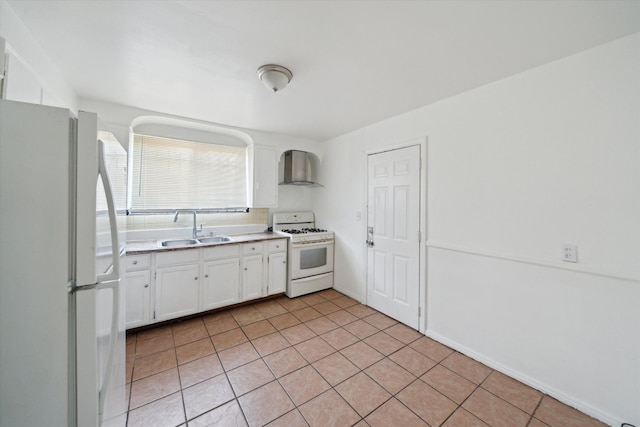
126,208 -> 268,242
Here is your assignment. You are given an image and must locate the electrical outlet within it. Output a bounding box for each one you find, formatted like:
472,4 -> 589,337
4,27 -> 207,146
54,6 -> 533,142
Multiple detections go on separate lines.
561,244 -> 577,263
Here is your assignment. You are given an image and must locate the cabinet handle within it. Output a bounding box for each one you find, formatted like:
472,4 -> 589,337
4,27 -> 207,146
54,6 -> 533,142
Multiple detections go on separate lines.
205,274 -> 209,278
194,277 -> 198,280
133,260 -> 138,265
244,267 -> 248,271
144,284 -> 149,288
283,260 -> 286,264
251,247 -> 255,251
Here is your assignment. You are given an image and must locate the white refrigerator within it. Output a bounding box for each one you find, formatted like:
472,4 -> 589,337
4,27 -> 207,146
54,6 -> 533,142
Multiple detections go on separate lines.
0,100 -> 127,426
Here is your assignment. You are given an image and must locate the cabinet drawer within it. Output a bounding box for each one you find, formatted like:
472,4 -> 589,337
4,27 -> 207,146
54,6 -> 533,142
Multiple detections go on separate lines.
156,248 -> 200,267
203,244 -> 240,261
242,242 -> 264,255
268,239 -> 287,253
125,254 -> 150,272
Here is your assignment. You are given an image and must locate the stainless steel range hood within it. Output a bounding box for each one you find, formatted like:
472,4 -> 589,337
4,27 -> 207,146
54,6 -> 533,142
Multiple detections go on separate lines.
280,150 -> 322,186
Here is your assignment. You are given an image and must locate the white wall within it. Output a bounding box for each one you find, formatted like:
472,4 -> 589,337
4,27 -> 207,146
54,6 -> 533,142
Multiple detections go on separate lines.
0,0 -> 78,109
314,33 -> 640,426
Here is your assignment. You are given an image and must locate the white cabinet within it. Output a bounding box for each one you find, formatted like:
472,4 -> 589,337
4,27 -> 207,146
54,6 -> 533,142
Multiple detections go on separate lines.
267,239 -> 287,295
155,249 -> 200,322
124,254 -> 151,328
201,245 -> 241,311
125,271 -> 151,328
124,253 -> 150,271
125,238 -> 288,329
267,252 -> 287,295
248,145 -> 278,208
4,53 -> 43,105
242,242 -> 265,300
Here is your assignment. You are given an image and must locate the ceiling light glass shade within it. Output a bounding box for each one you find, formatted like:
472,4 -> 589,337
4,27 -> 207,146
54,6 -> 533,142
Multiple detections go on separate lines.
257,64 -> 292,93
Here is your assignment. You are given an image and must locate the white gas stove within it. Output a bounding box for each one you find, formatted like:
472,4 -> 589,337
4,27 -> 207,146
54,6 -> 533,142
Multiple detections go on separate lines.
273,212 -> 334,242
272,212 -> 334,297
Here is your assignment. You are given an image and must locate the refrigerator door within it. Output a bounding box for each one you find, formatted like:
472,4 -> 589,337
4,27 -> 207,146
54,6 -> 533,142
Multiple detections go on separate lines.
76,118 -> 127,426
76,282 -> 126,427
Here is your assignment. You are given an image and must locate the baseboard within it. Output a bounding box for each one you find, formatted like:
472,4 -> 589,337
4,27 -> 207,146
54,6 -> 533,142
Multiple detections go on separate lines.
332,285 -> 364,304
425,330 -> 620,427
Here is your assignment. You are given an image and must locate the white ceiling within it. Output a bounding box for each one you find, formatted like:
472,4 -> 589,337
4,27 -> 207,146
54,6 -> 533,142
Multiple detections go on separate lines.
7,0 -> 640,141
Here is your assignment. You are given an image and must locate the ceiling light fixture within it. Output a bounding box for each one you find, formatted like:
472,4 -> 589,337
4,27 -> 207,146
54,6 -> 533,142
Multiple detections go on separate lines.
257,64 -> 292,93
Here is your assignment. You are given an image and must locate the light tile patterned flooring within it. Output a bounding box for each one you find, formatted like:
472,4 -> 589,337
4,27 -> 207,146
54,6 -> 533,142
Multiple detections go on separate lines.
125,289 -> 606,427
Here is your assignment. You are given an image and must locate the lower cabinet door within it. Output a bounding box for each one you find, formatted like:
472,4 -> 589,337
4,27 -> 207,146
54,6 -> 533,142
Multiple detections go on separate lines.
202,258 -> 240,311
155,263 -> 200,321
268,252 -> 287,295
125,270 -> 150,329
242,254 -> 264,301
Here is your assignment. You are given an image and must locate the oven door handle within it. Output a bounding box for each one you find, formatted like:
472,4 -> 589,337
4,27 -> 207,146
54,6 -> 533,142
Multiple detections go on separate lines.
291,239 -> 334,247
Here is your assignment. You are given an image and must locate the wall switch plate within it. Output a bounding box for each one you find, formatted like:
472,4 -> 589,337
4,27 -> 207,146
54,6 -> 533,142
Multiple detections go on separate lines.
561,244 -> 577,263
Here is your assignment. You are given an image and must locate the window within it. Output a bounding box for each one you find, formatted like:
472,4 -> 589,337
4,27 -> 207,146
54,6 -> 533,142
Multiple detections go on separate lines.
128,134 -> 247,211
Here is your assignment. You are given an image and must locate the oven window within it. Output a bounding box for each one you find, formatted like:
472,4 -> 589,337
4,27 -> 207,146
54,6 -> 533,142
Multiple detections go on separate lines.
300,247 -> 327,270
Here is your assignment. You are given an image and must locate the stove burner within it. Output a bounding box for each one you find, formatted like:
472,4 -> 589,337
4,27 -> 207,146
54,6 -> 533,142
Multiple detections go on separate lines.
281,229 -> 307,234
280,227 -> 328,234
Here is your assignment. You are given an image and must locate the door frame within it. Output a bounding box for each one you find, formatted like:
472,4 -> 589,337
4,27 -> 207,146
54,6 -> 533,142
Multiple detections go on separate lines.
363,137 -> 428,333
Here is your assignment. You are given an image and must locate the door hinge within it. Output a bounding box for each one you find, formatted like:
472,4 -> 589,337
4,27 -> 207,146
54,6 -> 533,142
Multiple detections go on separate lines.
153,310 -> 156,320
418,306 -> 421,317
418,231 -> 421,243
154,272 -> 156,280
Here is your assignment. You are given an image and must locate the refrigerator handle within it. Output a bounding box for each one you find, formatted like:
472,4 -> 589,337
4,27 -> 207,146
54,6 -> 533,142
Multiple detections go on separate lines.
96,279 -> 120,425
96,140 -> 120,283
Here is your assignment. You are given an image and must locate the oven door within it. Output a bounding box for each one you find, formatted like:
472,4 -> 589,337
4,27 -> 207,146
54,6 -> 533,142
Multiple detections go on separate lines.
290,240 -> 334,279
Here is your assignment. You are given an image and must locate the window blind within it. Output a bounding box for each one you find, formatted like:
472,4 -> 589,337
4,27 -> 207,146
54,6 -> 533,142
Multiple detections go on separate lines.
129,134 -> 247,211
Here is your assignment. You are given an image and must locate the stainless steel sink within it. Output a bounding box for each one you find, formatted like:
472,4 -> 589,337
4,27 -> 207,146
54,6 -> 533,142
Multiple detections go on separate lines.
197,236 -> 233,244
160,239 -> 200,247
158,236 -> 233,247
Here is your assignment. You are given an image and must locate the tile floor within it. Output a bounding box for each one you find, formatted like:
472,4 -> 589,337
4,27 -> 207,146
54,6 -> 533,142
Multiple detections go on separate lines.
125,289 -> 606,427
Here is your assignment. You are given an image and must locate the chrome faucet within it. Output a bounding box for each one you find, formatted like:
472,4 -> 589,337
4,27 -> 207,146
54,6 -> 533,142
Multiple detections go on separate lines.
173,210 -> 203,239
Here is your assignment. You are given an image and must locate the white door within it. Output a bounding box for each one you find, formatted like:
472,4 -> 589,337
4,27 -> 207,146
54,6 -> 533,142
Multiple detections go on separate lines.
367,145 -> 421,329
